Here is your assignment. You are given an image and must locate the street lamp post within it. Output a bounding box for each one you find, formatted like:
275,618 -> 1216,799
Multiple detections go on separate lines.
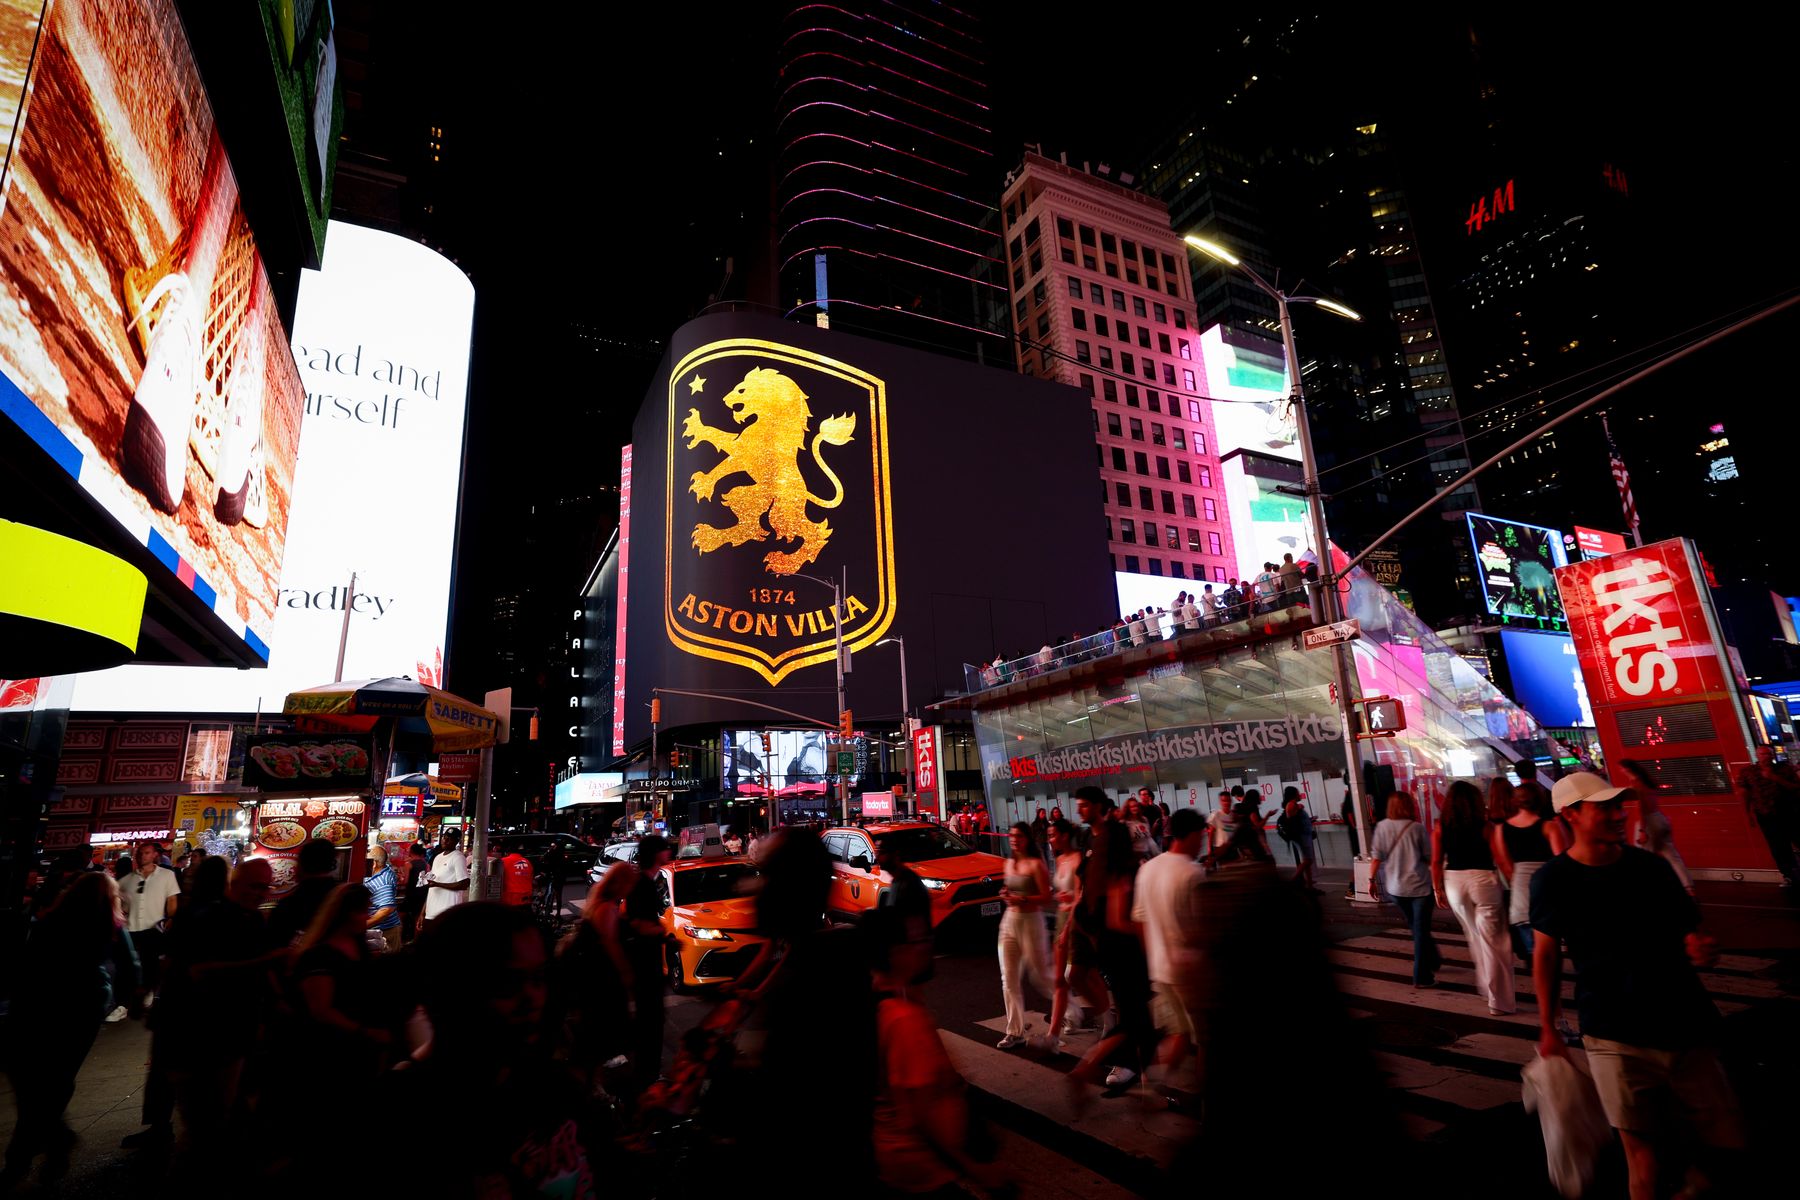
793,569 -> 849,821
1184,234 -> 1374,873
876,636 -> 910,802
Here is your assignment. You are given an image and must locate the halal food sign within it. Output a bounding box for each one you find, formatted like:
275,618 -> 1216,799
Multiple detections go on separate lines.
664,339 -> 897,686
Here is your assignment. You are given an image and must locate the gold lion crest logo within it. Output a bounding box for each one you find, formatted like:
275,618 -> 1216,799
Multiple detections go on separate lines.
682,366 -> 857,576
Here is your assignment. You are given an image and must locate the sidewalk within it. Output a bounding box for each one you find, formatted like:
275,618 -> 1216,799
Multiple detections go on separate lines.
0,1017 -> 157,1197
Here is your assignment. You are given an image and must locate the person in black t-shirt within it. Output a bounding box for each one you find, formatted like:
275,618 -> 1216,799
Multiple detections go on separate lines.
1531,772 -> 1742,1198
622,834 -> 673,1094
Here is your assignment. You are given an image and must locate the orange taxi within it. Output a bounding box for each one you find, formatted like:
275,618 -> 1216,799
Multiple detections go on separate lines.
653,855 -> 767,989
823,822 -> 1009,928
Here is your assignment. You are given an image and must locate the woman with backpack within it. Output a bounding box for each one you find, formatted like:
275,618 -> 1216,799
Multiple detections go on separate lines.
1278,787 -> 1318,889
1367,792 -> 1440,988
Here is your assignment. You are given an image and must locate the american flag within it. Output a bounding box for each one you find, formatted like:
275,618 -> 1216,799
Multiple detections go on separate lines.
1603,414 -> 1642,546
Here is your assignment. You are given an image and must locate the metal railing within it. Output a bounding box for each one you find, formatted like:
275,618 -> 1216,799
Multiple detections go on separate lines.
963,588 -> 1312,694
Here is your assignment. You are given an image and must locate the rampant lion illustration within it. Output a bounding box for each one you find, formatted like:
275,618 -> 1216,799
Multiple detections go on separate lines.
682,366 -> 857,575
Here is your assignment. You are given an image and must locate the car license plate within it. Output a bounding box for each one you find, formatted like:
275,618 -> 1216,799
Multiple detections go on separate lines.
980,901 -> 1003,917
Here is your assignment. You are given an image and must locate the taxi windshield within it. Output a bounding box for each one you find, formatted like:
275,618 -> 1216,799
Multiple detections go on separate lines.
872,826 -> 974,864
672,863 -> 760,905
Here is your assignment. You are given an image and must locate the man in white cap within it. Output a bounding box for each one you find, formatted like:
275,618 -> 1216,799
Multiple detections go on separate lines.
1529,771 -> 1742,1198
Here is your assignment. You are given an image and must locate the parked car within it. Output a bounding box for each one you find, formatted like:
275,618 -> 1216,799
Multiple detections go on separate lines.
494,832 -> 602,877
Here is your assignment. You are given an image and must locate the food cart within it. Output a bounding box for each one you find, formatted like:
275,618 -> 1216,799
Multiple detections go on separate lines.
242,731 -> 377,896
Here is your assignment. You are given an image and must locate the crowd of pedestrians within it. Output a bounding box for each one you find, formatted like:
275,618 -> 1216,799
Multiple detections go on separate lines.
977,554 -> 1319,687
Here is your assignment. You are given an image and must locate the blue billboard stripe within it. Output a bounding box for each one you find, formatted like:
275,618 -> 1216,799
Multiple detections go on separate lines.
146,526 -> 180,576
190,571 -> 217,610
245,626 -> 269,663
0,372 -> 83,478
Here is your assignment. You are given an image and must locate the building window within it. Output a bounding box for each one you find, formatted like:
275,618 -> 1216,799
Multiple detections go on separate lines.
1090,283 -> 1104,304
1029,248 -> 1043,274
1036,314 -> 1050,337
1112,447 -> 1127,470
1145,523 -> 1160,547
1178,461 -> 1192,485
1104,261 -> 1118,278
1126,268 -> 1139,285
1075,340 -> 1091,363
1057,217 -> 1074,239
1009,235 -> 1023,261
1079,225 -> 1096,246
1134,451 -> 1149,475
1123,239 -> 1138,260
1102,378 -> 1118,402
1182,493 -> 1197,517
1175,310 -> 1188,329
1173,429 -> 1186,451
1194,432 -> 1207,454
1094,314 -> 1109,336
1068,277 -> 1082,298
1121,352 -> 1135,374
1071,308 -> 1087,330
1124,385 -> 1139,407
1005,203 -> 1017,227
1115,481 -> 1130,506
1173,561 -> 1186,578
1098,347 -> 1113,370
1061,247 -> 1076,264
1101,232 -> 1116,253
1178,338 -> 1192,360
1079,372 -> 1095,395
1204,497 -> 1218,521
1133,296 -> 1148,317
1033,280 -> 1047,304
1083,254 -> 1096,270
1151,423 -> 1167,445
1014,297 -> 1027,321
1161,490 -> 1176,514
1115,321 -> 1128,342
1156,456 -> 1171,479
1154,302 -> 1167,323
1138,485 -> 1153,509
1024,216 -> 1041,244
1161,252 -> 1177,275
1111,289 -> 1126,312
1119,518 -> 1136,544
1213,565 -> 1226,583
1208,532 -> 1222,555
1198,464 -> 1211,487
1128,417 -> 1143,440
1012,266 -> 1024,290
1138,327 -> 1151,348
1188,399 -> 1202,421
1163,363 -> 1177,385
1125,555 -> 1140,573
1159,332 -> 1173,354
1106,412 -> 1122,436
1182,368 -> 1198,391
1188,528 -> 1202,551
1146,274 -> 1159,291
1145,389 -> 1160,412
1142,359 -> 1156,380
1148,558 -> 1163,576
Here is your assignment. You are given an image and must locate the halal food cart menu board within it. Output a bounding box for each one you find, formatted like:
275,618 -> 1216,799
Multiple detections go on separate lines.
253,797 -> 367,895
243,734 -> 374,792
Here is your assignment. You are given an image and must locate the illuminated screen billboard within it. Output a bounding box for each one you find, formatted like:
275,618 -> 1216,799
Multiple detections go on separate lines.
71,221 -> 474,714
1498,630 -> 1594,729
0,0 -> 307,660
722,728 -> 872,795
618,312 -> 1115,746
1467,512 -> 1569,630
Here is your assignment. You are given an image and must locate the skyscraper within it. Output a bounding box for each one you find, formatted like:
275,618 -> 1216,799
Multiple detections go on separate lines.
999,152 -> 1237,586
775,1 -> 1007,363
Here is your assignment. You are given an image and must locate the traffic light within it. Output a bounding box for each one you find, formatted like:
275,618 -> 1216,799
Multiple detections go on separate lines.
528,714 -> 539,740
839,709 -> 853,738
650,697 -> 662,725
669,749 -> 681,769
760,732 -> 772,754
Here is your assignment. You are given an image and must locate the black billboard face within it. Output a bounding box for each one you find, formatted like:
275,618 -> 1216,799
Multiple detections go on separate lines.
665,340 -> 896,686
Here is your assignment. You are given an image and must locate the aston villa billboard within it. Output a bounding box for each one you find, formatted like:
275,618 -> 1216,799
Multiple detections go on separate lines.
620,314 -> 1114,745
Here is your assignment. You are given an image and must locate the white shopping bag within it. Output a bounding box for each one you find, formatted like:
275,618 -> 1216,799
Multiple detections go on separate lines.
1521,1051 -> 1612,1198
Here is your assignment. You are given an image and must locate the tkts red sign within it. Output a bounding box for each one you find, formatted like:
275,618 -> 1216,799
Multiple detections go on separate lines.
1555,539 -> 1729,707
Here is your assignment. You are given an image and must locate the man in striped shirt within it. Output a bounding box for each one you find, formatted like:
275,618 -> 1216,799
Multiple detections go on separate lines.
365,845 -> 402,951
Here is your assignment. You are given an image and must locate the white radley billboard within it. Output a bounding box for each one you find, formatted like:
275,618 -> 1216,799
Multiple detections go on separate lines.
72,222 -> 474,713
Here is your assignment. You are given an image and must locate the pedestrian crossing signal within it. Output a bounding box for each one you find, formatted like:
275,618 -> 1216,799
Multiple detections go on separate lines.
1357,696 -> 1405,739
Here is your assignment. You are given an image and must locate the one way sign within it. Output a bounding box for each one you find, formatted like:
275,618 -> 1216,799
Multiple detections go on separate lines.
1302,619 -> 1361,650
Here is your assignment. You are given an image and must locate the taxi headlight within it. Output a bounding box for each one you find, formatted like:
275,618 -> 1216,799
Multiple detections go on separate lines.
682,925 -> 732,941
920,878 -> 951,890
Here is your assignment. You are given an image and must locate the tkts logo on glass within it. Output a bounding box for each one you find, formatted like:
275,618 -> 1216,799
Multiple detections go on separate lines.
664,339 -> 897,686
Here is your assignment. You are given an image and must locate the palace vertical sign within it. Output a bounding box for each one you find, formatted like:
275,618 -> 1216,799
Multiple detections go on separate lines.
612,446 -> 632,757
1555,538 -> 1763,871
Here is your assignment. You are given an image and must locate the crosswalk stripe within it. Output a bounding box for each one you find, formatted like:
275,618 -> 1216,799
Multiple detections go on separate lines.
1338,936 -> 1782,1001
1358,928 -> 1779,976
1372,1050 -> 1523,1110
